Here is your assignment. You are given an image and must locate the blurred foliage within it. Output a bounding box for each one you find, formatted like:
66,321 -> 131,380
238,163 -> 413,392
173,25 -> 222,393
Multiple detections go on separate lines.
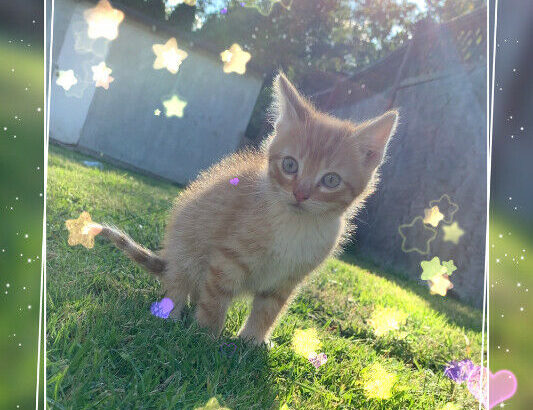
115,0 -> 483,77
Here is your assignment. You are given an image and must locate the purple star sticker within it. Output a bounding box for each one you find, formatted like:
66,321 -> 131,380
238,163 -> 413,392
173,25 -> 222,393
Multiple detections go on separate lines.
444,359 -> 476,383
150,297 -> 174,319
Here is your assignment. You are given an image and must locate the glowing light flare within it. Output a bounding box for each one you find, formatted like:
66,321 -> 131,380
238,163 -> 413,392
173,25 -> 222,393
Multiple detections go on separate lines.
84,0 -> 125,41
220,44 -> 251,75
291,328 -> 321,358
442,221 -> 465,244
152,37 -> 188,74
56,69 -> 78,91
361,362 -> 397,400
423,205 -> 444,227
368,306 -> 408,337
163,95 -> 187,118
65,212 -> 103,249
91,62 -> 114,89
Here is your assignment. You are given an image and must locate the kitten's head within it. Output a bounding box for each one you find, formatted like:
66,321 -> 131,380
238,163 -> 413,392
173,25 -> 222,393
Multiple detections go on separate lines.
264,71 -> 399,215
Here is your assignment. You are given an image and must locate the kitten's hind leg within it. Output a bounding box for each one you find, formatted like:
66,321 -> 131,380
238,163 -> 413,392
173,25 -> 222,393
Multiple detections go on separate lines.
194,266 -> 233,337
163,277 -> 190,321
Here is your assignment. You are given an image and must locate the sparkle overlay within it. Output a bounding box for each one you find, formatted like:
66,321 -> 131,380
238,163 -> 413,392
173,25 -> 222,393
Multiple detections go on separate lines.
56,69 -> 78,91
423,205 -> 444,227
91,62 -> 114,89
152,37 -> 189,74
150,298 -> 175,319
84,0 -> 125,41
163,95 -> 187,118
308,352 -> 327,369
398,216 -> 438,255
442,222 -> 465,244
291,328 -> 321,358
65,212 -> 103,249
220,44 -> 251,75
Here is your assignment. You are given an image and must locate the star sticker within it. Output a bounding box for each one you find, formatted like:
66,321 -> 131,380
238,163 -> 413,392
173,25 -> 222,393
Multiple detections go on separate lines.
429,274 -> 453,296
442,222 -> 465,244
398,216 -> 437,255
220,43 -> 251,75
84,0 -> 125,41
65,212 -> 103,249
194,397 -> 231,410
154,109 -> 161,116
152,37 -> 188,74
91,62 -> 114,89
420,256 -> 446,280
429,194 -> 459,224
368,306 -> 408,336
442,259 -> 457,276
241,0 -> 293,16
292,328 -> 322,358
56,69 -> 78,91
163,95 -> 187,117
423,205 -> 444,227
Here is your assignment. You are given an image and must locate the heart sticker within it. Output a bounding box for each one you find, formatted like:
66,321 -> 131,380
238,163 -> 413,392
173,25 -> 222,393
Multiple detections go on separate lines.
230,178 -> 239,186
150,298 -> 174,319
489,370 -> 517,408
219,342 -> 237,358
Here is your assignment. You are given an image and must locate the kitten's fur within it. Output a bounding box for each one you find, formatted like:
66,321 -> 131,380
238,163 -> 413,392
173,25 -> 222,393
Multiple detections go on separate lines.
100,72 -> 398,344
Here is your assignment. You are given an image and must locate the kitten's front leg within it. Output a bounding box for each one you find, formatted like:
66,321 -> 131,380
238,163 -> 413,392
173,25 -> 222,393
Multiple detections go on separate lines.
238,288 -> 293,345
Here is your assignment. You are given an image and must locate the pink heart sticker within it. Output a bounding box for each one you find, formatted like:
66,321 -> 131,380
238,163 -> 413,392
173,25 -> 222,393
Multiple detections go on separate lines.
489,370 -> 517,408
230,177 -> 239,186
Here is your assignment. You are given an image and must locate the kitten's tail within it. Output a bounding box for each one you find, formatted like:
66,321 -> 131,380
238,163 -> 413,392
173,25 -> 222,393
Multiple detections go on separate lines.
99,224 -> 166,277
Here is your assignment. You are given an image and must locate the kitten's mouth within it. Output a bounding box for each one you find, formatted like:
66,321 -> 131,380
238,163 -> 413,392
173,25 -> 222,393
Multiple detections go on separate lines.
289,202 -> 305,211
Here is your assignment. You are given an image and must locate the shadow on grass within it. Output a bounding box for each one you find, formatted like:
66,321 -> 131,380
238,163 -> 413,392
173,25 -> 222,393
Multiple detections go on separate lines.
338,251 -> 483,333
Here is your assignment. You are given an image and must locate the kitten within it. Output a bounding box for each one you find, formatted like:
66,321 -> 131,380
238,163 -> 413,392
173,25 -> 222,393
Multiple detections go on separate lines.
99,72 -> 398,345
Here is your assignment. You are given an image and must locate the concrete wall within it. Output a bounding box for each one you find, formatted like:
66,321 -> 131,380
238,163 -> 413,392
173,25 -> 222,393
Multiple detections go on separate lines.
333,65 -> 486,307
50,0 -> 263,184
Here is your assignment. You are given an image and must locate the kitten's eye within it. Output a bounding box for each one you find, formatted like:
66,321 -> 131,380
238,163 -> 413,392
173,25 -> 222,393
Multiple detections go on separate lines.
282,156 -> 298,174
321,172 -> 341,188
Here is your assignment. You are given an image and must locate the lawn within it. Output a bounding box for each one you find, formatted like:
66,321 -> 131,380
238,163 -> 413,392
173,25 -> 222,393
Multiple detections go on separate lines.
47,145 -> 482,409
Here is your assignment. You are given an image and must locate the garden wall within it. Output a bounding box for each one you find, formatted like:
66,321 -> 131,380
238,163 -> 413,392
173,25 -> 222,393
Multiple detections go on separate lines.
313,9 -> 487,307
49,0 -> 263,184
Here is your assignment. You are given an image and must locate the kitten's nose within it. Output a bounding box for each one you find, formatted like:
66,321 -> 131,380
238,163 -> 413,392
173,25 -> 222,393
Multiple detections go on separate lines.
293,181 -> 311,202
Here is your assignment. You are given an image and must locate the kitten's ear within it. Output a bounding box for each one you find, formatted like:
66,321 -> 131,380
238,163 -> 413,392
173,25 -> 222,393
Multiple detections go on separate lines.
272,71 -> 311,126
355,110 -> 399,170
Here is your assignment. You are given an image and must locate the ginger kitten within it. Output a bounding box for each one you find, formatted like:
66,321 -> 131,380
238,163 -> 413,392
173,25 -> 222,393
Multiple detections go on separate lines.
99,72 -> 398,345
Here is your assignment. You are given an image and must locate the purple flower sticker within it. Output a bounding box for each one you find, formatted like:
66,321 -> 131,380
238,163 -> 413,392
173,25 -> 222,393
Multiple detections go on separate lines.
150,297 -> 174,319
444,359 -> 476,383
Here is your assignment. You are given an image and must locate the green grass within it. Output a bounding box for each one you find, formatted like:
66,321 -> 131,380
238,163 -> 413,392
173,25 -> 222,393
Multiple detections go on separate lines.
47,145 -> 482,409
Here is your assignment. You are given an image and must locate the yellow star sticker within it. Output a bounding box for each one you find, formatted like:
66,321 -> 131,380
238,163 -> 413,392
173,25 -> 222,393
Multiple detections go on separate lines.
361,363 -> 397,400
442,221 -> 465,244
368,307 -> 408,337
154,109 -> 161,116
194,397 -> 231,410
220,43 -> 251,75
291,328 -> 321,358
65,212 -> 103,249
56,69 -> 78,91
423,205 -> 444,227
429,274 -> 453,296
91,62 -> 114,89
163,95 -> 187,117
152,37 -> 188,74
84,0 -> 125,41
